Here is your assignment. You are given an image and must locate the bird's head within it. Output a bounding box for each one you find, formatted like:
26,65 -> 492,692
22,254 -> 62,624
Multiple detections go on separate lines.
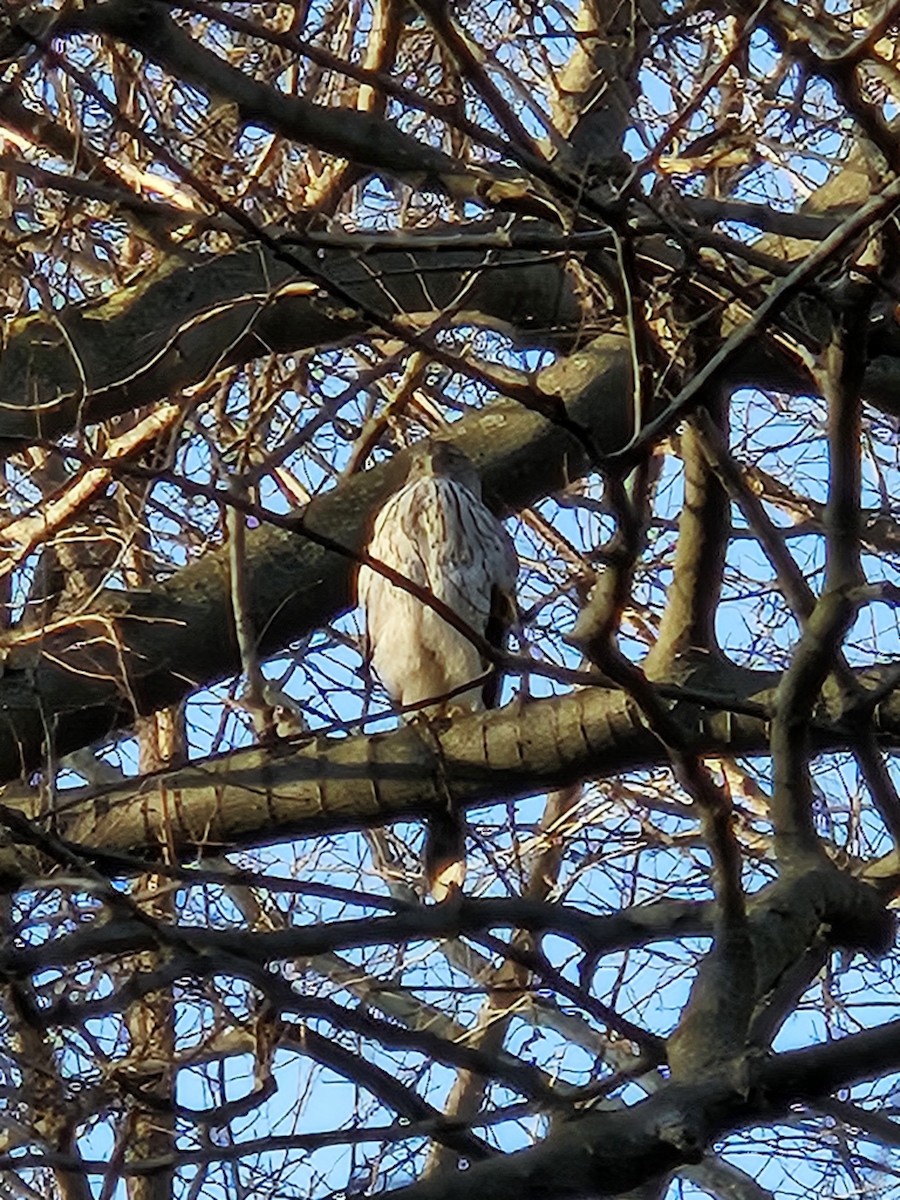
407,439 -> 482,495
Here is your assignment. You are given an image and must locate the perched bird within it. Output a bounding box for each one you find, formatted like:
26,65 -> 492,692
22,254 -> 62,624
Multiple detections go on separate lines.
358,439 -> 518,899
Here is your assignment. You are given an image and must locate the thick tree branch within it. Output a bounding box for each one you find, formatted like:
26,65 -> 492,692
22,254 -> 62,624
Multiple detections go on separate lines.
5,665 -> 900,873
4,202 -> 900,452
376,1017 -> 900,1200
770,280 -> 871,864
0,234 -> 581,447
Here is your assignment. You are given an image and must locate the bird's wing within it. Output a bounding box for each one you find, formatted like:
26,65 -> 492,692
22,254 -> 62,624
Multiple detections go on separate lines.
358,481 -> 435,702
479,506 -> 519,709
482,581 -> 517,708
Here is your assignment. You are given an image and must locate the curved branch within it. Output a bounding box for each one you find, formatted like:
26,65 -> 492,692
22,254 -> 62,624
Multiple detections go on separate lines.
0,238 -> 580,446
4,664 -> 900,870
376,1019 -> 900,1200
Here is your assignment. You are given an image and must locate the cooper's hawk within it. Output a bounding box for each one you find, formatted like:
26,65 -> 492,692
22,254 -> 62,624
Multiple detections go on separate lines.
358,439 -> 518,899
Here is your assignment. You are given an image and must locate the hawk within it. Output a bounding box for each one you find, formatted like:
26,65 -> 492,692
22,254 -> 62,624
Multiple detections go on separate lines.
358,439 -> 518,899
